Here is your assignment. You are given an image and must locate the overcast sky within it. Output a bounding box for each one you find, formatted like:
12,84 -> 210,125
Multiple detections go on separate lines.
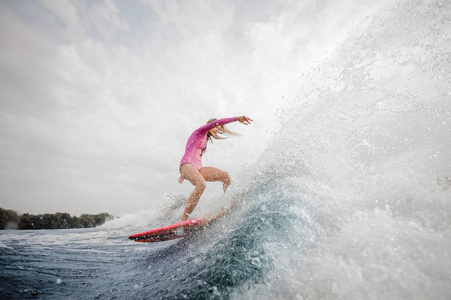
0,0 -> 382,216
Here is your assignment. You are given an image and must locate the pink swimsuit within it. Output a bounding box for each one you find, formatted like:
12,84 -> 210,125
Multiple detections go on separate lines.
180,117 -> 237,171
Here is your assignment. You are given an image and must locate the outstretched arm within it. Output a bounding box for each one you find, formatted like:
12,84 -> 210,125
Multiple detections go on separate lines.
197,117 -> 236,134
196,116 -> 253,134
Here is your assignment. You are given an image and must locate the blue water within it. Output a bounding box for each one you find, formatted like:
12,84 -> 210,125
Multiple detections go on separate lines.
0,179 -> 319,299
2,0 -> 451,299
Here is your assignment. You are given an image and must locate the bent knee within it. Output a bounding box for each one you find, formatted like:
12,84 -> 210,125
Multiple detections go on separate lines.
224,172 -> 232,185
196,180 -> 207,191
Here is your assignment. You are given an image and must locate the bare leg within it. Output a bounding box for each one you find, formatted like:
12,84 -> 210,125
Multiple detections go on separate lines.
180,164 -> 206,221
199,167 -> 232,192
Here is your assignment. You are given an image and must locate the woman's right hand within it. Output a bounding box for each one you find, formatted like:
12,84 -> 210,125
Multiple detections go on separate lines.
237,116 -> 253,125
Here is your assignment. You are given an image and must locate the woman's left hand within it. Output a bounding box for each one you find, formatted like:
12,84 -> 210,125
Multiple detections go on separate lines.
237,116 -> 253,125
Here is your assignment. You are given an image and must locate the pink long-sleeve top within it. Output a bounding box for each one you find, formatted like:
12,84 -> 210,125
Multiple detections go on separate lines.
180,117 -> 237,171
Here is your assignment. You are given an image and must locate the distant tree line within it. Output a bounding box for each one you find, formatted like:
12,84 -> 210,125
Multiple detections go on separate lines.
0,208 -> 114,230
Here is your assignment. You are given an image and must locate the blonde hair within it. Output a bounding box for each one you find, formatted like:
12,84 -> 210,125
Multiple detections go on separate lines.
206,118 -> 239,143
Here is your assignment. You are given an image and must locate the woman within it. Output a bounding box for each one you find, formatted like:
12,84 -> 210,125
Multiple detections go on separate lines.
178,115 -> 253,221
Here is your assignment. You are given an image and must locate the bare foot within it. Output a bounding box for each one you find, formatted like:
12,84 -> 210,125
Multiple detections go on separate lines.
223,182 -> 230,192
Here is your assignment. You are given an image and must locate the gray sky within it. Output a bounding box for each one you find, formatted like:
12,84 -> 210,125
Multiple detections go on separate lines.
0,0 -> 382,216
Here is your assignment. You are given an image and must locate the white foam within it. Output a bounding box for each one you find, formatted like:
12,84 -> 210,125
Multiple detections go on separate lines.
241,0 -> 451,298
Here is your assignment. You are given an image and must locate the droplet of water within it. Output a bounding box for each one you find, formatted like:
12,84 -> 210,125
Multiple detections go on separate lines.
251,257 -> 261,267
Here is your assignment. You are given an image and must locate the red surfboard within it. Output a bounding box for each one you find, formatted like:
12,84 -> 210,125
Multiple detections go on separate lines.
128,217 -> 210,242
129,201 -> 237,243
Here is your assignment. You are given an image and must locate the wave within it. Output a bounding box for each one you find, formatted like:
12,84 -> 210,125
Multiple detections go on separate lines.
103,0 -> 451,298
233,0 -> 451,298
